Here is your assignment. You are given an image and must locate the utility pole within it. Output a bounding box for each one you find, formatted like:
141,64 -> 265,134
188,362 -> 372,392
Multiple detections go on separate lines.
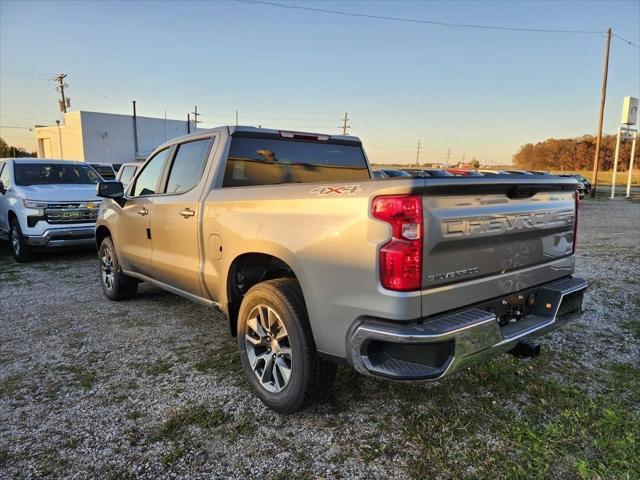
235,110 -> 239,126
53,73 -> 68,114
340,112 -> 350,135
132,100 -> 139,157
445,147 -> 452,167
415,139 -> 422,166
591,27 -> 612,198
187,114 -> 191,134
191,105 -> 201,129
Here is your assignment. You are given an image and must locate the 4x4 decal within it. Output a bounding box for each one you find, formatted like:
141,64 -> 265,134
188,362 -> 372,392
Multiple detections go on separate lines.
310,185 -> 361,195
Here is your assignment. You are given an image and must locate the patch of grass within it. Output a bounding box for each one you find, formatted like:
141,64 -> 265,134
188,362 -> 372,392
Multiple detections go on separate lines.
152,405 -> 229,441
193,344 -> 241,377
63,437 -> 80,449
142,358 -> 173,376
53,364 -> 97,390
401,356 -> 640,479
161,445 -> 185,465
0,373 -> 27,398
622,319 -> 640,340
125,428 -> 142,446
359,439 -> 393,462
127,410 -> 143,420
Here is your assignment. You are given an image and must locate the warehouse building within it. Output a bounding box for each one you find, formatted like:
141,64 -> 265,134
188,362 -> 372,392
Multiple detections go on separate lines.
35,110 -> 195,164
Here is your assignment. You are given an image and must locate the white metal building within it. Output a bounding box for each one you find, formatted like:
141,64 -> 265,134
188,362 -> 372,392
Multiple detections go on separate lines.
35,111 -> 195,164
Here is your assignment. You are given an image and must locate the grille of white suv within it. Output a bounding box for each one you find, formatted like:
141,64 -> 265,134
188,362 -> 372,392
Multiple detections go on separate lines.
44,201 -> 100,224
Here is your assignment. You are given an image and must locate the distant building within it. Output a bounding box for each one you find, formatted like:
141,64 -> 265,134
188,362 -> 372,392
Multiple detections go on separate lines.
35,111 -> 196,164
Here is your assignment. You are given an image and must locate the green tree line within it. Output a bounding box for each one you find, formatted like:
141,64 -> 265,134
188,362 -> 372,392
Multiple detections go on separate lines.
513,134 -> 636,171
0,137 -> 36,158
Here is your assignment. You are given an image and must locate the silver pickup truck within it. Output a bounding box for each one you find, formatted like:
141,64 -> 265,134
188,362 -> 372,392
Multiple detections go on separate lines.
95,126 -> 586,413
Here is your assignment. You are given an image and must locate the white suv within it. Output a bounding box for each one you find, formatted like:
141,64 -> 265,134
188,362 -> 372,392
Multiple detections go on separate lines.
0,158 -> 102,262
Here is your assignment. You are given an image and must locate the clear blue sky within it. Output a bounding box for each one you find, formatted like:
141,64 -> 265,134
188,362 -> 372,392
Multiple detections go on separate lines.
1,0 -> 638,165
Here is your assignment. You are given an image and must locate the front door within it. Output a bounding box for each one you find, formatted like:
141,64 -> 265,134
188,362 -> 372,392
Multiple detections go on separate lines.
150,137 -> 213,296
116,147 -> 171,275
0,162 -> 11,234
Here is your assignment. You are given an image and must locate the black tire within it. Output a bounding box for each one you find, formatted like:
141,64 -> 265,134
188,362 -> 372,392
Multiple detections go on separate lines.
9,218 -> 32,263
98,236 -> 138,300
237,278 -> 336,413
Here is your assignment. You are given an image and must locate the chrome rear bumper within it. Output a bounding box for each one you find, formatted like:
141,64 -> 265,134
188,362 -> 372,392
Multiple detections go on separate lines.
349,277 -> 587,380
24,227 -> 96,248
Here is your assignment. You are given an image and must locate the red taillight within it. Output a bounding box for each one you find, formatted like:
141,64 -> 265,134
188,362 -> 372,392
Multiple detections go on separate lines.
372,195 -> 423,291
572,190 -> 579,253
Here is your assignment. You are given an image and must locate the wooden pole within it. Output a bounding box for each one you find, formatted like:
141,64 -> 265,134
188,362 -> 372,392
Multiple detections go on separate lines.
590,28 -> 612,198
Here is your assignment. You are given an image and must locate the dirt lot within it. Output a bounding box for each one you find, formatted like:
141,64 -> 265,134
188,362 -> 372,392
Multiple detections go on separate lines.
1,199 -> 638,480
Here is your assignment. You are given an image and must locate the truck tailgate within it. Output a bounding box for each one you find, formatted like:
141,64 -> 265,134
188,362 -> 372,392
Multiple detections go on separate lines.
421,178 -> 578,308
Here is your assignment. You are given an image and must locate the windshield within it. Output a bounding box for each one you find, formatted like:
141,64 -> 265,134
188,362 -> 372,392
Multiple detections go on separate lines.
15,163 -> 100,186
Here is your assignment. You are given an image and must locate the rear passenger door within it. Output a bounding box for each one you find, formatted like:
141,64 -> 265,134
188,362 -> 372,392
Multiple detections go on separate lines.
150,136 -> 214,296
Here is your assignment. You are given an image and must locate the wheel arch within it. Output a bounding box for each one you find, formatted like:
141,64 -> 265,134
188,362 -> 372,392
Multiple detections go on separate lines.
95,225 -> 111,249
225,252 -> 306,337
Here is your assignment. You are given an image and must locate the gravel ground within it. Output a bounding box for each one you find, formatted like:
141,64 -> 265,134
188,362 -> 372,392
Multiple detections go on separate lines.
1,199 -> 639,479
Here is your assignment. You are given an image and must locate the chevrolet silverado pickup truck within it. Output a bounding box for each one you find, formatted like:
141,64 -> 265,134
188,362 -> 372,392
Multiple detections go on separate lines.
0,158 -> 102,262
94,126 -> 587,413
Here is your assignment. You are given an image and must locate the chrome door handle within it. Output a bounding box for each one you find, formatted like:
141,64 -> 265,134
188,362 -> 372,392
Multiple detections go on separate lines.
137,207 -> 148,216
179,208 -> 195,218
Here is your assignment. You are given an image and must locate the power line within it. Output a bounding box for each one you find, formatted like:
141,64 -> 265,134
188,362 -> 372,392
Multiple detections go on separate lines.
612,33 -> 640,49
239,0 -> 604,35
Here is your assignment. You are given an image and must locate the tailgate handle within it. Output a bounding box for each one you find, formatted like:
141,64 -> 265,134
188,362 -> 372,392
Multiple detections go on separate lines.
507,186 -> 537,199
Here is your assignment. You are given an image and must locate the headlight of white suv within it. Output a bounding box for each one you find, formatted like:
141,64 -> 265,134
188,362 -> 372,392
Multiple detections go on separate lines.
23,199 -> 48,209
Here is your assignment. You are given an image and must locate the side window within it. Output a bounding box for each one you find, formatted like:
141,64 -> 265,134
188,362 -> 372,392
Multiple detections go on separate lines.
164,139 -> 211,194
0,163 -> 10,187
131,148 -> 170,196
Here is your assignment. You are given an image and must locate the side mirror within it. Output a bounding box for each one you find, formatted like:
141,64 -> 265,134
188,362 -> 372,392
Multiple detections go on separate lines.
0,181 -> 5,194
97,181 -> 125,205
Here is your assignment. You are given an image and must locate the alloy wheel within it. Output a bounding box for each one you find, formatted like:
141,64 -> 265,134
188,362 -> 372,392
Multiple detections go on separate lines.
101,248 -> 115,291
244,304 -> 293,393
10,226 -> 20,256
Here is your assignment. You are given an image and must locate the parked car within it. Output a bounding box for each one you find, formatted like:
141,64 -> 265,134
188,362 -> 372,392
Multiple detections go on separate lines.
95,126 -> 586,413
447,168 -> 484,176
559,174 -> 592,195
88,162 -> 117,180
504,169 -> 534,175
405,169 -> 455,178
116,162 -> 144,187
477,169 -> 511,176
422,168 -> 454,177
0,158 -> 102,262
379,169 -> 412,178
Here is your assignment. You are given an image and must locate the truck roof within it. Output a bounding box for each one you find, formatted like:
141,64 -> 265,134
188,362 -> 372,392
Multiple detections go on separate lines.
155,125 -> 361,150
